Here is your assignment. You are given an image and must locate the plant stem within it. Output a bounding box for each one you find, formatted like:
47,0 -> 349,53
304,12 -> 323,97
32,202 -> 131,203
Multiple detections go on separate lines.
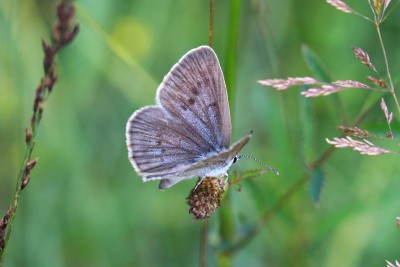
214,1 -> 240,264
216,190 -> 235,267
375,23 -> 400,115
200,220 -> 208,267
0,1 -> 78,264
0,133 -> 37,265
224,0 -> 241,110
198,2 -> 214,267
209,0 -> 214,48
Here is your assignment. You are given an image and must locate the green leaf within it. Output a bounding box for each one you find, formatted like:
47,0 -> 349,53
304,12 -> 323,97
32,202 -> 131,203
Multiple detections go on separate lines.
301,44 -> 349,123
309,168 -> 325,204
301,45 -> 331,83
300,86 -> 314,162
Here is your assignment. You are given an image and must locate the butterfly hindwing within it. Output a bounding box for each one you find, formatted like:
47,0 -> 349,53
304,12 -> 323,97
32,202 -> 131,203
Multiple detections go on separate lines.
126,106 -> 206,180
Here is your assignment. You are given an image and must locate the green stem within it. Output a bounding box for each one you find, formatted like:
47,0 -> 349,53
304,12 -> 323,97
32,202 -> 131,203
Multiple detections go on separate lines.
375,23 -> 400,116
209,0 -> 214,48
216,1 -> 241,263
224,0 -> 241,112
0,1 -> 78,264
0,84 -> 50,265
200,220 -> 208,267
216,191 -> 234,267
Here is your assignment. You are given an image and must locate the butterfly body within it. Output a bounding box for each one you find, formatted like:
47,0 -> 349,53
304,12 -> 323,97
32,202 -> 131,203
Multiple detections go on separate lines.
126,46 -> 251,189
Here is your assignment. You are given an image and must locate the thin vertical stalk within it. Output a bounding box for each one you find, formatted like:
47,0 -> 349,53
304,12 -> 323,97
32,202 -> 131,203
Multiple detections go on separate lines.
216,191 -> 234,267
375,23 -> 400,116
224,0 -> 241,110
215,1 -> 241,266
209,0 -> 214,48
198,1 -> 215,266
0,1 -> 78,264
199,220 -> 208,267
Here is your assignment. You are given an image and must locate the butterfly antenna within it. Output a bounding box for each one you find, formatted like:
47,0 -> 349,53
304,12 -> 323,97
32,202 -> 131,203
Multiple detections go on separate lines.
237,154 -> 279,175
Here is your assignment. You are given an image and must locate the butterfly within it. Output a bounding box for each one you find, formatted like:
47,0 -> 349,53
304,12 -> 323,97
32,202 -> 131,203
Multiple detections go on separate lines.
126,46 -> 251,190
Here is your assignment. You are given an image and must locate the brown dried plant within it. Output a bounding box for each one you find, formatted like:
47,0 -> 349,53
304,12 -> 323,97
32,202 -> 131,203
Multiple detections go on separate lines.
0,0 -> 78,264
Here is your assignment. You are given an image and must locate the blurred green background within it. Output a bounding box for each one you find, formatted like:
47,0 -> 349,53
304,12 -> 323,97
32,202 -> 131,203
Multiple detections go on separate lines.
1,0 -> 399,266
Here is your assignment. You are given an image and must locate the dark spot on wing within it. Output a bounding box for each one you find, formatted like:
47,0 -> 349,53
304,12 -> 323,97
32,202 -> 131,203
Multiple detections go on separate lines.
161,148 -> 166,153
181,105 -> 187,110
191,87 -> 200,95
156,140 -> 162,146
208,102 -> 217,108
188,98 -> 195,105
204,77 -> 210,87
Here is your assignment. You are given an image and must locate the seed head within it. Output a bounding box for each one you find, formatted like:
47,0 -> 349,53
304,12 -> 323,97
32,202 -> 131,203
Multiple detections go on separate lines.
337,126 -> 371,139
186,177 -> 226,220
352,47 -> 377,72
367,76 -> 387,88
326,0 -> 353,13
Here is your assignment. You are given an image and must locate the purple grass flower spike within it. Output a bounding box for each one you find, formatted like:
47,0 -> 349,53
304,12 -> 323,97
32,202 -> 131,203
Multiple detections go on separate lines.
326,0 -> 353,13
380,98 -> 393,124
386,260 -> 400,267
380,98 -> 393,138
332,80 -> 370,88
258,77 -> 318,90
301,85 -> 343,97
326,137 -> 391,155
352,47 -> 377,72
384,0 -> 392,11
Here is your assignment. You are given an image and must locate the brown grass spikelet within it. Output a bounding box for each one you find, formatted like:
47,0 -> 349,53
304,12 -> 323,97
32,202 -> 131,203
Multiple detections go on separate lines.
367,76 -> 387,88
0,208 -> 14,253
337,126 -> 371,139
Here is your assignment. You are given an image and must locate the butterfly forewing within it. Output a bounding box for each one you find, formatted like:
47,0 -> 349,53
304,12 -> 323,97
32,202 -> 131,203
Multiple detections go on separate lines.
157,46 -> 231,151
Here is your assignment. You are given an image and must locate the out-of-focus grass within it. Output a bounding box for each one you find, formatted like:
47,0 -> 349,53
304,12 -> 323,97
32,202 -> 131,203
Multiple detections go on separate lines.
0,0 -> 399,266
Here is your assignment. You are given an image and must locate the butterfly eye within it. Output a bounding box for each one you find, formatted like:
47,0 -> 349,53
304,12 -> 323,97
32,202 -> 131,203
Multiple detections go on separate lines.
232,156 -> 240,164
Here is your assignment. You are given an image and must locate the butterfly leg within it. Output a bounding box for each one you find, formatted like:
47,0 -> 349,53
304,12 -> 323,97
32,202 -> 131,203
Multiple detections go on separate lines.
193,177 -> 204,190
220,172 -> 228,188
